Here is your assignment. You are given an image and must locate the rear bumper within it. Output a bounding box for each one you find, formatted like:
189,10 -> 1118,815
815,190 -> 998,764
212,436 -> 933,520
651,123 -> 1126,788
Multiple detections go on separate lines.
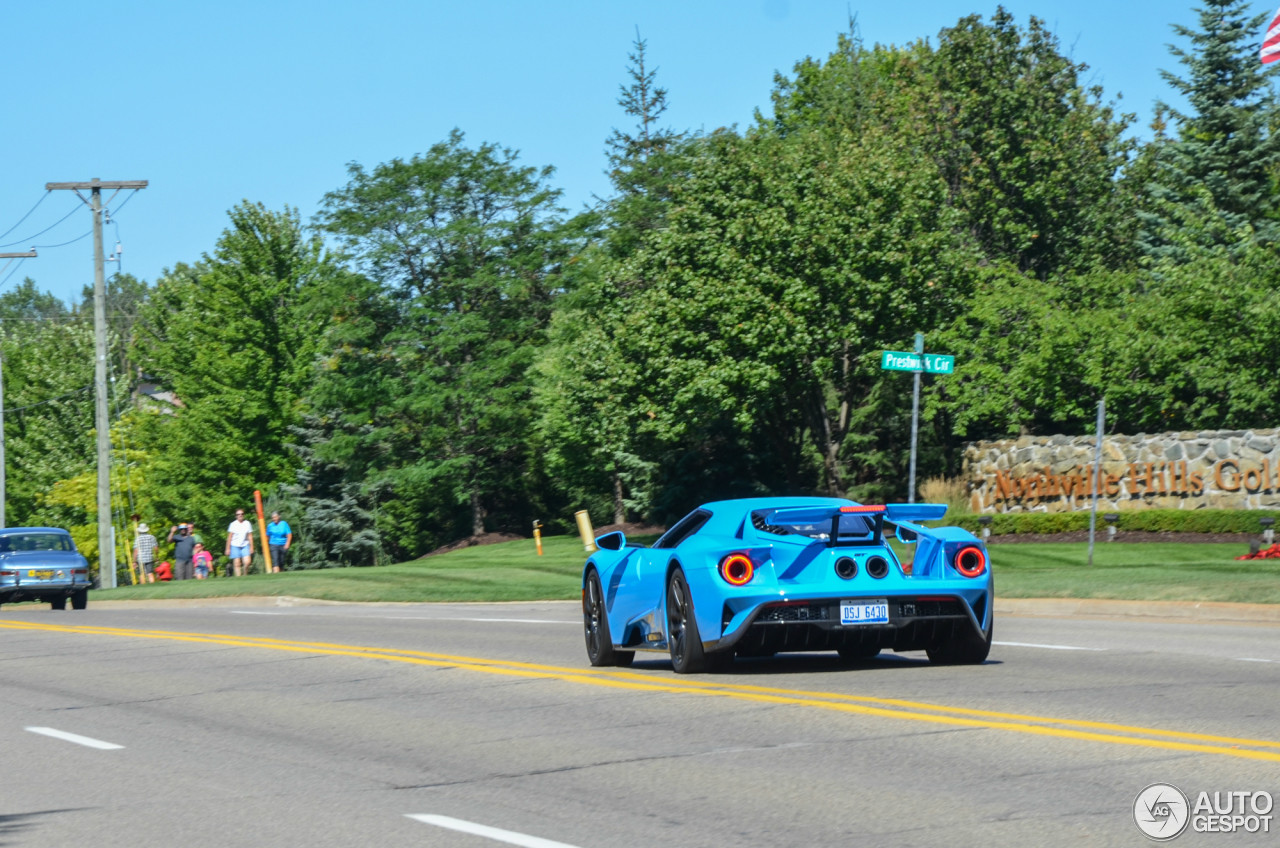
704,594 -> 989,654
0,582 -> 90,604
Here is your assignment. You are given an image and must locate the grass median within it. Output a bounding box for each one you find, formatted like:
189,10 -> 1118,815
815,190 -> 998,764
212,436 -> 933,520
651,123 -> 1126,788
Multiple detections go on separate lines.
77,534 -> 1278,606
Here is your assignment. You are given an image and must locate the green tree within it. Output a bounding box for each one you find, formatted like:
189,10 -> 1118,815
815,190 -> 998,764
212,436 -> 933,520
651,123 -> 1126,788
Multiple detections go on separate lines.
767,10 -> 1136,277
535,35 -> 691,526
605,125 -> 974,509
1140,0 -> 1280,259
1,308 -> 96,526
132,202 -> 340,536
314,130 -> 575,548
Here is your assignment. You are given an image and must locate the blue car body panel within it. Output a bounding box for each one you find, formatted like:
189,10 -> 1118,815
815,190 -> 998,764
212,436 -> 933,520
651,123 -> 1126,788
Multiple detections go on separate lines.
583,497 -> 992,659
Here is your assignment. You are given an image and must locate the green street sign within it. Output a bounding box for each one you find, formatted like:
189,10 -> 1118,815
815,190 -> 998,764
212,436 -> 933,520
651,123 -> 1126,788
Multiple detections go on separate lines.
881,350 -> 955,374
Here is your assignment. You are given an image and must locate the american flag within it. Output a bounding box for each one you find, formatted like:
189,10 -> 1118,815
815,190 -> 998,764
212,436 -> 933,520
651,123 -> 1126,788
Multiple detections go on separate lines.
1263,5 -> 1280,64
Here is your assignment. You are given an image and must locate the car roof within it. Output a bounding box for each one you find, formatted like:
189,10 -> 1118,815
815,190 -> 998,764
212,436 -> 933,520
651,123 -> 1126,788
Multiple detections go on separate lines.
0,527 -> 72,535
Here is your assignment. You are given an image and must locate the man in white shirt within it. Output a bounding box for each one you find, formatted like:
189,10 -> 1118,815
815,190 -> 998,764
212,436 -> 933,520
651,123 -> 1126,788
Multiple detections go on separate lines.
225,508 -> 255,576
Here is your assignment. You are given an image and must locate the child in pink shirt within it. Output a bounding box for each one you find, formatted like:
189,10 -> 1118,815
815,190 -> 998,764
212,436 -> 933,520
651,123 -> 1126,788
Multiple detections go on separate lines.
192,543 -> 214,579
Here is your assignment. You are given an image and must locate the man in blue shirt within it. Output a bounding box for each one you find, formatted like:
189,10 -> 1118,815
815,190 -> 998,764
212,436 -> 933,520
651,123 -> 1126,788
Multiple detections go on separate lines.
266,512 -> 292,573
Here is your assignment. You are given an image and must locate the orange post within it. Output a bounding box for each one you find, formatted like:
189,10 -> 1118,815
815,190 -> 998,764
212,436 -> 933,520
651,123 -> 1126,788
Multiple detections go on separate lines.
253,490 -> 272,574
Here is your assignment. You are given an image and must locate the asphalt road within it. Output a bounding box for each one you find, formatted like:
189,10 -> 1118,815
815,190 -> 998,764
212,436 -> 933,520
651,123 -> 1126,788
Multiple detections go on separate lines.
1,599 -> 1278,847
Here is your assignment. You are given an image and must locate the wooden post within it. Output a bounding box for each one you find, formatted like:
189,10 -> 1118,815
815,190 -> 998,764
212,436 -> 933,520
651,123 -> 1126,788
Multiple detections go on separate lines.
254,490 -> 272,574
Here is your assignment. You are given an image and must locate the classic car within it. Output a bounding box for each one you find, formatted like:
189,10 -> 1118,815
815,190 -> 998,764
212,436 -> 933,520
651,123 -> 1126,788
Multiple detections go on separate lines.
582,497 -> 991,673
0,527 -> 92,610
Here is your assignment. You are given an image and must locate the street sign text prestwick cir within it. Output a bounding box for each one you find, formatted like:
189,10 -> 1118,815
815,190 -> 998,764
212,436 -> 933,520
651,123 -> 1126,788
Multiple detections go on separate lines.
881,350 -> 955,374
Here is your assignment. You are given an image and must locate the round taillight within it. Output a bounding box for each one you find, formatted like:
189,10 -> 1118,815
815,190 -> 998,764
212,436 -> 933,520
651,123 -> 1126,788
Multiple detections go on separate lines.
954,545 -> 986,578
719,553 -> 754,586
835,556 -> 857,580
866,555 -> 889,579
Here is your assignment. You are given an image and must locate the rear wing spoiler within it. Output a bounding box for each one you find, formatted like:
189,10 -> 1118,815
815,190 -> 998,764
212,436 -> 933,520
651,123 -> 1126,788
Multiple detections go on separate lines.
884,503 -> 947,522
762,503 -> 947,548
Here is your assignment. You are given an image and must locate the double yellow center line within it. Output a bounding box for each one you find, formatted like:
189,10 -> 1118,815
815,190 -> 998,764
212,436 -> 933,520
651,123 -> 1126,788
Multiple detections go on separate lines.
5,618 -> 1279,763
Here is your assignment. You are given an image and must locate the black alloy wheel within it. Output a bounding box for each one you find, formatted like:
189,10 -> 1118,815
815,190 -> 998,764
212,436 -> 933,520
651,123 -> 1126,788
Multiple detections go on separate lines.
583,571 -> 633,668
667,569 -> 731,673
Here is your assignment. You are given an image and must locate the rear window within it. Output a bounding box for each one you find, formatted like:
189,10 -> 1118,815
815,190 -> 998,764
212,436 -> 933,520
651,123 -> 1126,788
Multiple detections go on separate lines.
0,533 -> 74,553
752,510 -> 878,544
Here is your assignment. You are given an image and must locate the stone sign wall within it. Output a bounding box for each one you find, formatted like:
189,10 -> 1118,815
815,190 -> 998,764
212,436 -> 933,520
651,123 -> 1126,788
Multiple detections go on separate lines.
964,429 -> 1280,513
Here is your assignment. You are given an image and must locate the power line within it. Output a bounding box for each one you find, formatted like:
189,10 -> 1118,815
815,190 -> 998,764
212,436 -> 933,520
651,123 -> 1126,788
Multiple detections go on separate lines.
32,230 -> 92,249
0,192 -> 51,241
0,257 -> 29,289
0,384 -> 92,415
0,200 -> 82,248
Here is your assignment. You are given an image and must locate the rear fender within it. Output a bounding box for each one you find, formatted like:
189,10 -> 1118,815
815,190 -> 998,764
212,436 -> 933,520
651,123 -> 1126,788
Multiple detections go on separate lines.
897,524 -> 984,579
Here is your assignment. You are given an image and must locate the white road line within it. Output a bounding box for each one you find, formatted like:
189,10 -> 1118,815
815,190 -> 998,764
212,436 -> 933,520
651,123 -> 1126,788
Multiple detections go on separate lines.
407,814 -> 580,848
25,727 -> 124,750
1234,657 -> 1279,663
994,641 -> 1106,652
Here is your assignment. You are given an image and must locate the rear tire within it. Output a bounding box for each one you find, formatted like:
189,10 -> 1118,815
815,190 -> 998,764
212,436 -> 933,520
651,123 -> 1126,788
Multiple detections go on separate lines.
667,569 -> 732,673
583,571 -> 633,668
71,589 -> 88,610
927,620 -> 992,665
49,596 -> 67,611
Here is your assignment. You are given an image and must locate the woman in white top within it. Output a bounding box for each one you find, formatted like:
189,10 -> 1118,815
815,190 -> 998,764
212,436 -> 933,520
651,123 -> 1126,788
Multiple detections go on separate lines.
226,509 -> 255,576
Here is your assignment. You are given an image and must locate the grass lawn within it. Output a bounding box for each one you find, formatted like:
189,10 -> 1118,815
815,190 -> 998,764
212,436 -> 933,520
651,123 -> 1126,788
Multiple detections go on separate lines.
988,541 -> 1280,604
70,534 -> 1279,606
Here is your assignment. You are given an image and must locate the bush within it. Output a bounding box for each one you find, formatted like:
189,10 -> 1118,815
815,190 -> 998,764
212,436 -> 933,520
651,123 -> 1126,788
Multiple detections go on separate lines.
947,509 -> 1278,536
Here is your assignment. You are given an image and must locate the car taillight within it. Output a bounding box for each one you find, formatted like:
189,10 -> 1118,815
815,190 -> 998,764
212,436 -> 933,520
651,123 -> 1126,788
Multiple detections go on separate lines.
718,553 -> 754,586
954,545 -> 986,578
840,504 -> 886,514
73,569 -> 88,576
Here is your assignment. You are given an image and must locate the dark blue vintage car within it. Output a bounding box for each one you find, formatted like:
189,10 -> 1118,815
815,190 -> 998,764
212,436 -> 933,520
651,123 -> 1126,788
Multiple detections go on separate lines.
583,497 -> 992,673
0,527 -> 92,610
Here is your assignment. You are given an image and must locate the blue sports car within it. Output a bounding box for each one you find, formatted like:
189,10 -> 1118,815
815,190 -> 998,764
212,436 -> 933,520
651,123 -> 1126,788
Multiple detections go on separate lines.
582,497 -> 992,673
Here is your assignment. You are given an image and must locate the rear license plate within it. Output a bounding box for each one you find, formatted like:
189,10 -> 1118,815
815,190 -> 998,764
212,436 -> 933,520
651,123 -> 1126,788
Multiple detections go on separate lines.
841,599 -> 889,625
29,570 -> 54,580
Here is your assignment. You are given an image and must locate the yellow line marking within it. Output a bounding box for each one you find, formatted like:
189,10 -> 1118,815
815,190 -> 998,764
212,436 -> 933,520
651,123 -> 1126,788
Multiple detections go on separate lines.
4,619 -> 1279,762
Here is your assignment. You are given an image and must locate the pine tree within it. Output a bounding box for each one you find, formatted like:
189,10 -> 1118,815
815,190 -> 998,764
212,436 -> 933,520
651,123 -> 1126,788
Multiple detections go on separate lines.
1140,0 -> 1280,260
603,31 -> 689,259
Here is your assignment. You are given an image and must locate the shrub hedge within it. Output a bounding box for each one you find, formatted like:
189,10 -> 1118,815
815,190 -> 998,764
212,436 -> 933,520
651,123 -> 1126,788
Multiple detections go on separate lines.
945,509 -> 1279,536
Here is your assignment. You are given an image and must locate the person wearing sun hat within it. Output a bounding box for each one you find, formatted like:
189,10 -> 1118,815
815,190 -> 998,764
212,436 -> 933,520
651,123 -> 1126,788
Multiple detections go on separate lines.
134,523 -> 159,583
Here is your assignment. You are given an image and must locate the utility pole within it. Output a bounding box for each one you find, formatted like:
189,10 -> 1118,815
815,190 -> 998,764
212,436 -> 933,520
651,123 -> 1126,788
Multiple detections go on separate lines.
45,179 -> 147,588
0,250 -> 38,529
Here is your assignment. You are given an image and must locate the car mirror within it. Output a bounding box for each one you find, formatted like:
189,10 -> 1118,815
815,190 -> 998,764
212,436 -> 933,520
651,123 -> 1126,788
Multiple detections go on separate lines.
894,524 -> 918,544
596,531 -> 627,551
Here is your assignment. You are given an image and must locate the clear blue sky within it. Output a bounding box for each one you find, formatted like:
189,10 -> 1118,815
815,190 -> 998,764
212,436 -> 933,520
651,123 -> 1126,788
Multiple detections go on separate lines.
2,0 -> 1276,307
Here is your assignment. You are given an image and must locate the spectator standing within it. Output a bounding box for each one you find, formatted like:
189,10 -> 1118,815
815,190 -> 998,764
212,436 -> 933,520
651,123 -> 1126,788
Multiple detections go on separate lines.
192,543 -> 213,580
168,524 -> 197,581
134,524 -> 159,583
266,511 -> 292,573
226,509 -> 254,576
